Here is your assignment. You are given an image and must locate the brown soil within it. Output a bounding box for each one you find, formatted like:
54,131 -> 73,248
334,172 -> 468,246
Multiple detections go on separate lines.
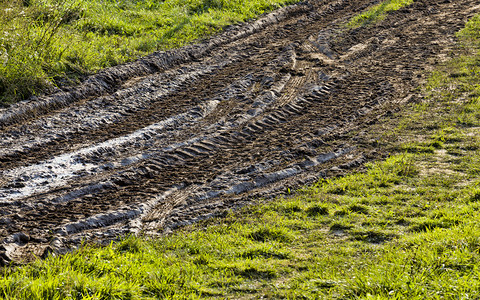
0,0 -> 478,264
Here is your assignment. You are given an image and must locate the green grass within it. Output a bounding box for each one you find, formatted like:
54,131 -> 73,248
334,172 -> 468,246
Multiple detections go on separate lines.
347,0 -> 413,28
2,2 -> 480,300
2,150 -> 480,298
0,0 -> 300,105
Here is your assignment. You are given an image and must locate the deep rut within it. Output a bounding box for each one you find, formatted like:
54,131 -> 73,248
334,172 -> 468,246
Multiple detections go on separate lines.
0,0 -> 478,264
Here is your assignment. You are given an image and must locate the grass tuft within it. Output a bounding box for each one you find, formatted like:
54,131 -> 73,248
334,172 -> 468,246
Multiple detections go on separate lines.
347,0 -> 413,28
248,226 -> 294,243
306,204 -> 329,216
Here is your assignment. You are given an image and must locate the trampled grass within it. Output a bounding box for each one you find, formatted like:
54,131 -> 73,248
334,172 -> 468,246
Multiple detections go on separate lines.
0,0 -> 300,105
2,2 -> 480,299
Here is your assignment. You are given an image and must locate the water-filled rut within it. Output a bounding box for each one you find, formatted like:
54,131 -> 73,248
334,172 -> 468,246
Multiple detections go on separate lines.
0,0 -> 478,264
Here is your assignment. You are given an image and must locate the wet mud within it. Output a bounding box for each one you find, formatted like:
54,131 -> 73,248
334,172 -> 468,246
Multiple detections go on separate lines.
0,0 -> 478,264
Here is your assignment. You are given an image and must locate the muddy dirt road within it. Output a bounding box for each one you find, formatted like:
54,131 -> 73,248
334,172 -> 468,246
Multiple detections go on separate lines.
0,0 -> 478,263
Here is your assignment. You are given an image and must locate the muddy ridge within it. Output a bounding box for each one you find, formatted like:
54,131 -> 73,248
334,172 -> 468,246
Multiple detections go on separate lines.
0,0 -> 478,264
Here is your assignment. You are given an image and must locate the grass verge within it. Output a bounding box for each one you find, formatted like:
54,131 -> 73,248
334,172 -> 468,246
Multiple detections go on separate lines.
0,0 -> 300,105
347,0 -> 413,28
1,3 -> 480,300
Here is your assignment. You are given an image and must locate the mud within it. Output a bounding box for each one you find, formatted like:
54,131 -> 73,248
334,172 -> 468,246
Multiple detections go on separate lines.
0,0 -> 478,264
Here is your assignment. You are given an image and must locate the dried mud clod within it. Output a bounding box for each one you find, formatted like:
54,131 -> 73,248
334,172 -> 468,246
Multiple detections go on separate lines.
0,0 -> 479,263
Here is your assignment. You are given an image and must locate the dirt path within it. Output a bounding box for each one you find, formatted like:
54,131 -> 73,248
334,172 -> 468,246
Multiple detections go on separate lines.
0,0 -> 478,264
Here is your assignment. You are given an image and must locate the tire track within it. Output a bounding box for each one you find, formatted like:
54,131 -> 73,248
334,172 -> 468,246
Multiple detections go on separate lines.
0,0 -> 478,264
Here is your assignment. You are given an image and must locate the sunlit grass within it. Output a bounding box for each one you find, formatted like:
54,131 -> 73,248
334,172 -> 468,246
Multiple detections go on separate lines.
0,0 -> 300,105
1,3 -> 480,300
1,148 -> 480,298
347,0 -> 414,28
